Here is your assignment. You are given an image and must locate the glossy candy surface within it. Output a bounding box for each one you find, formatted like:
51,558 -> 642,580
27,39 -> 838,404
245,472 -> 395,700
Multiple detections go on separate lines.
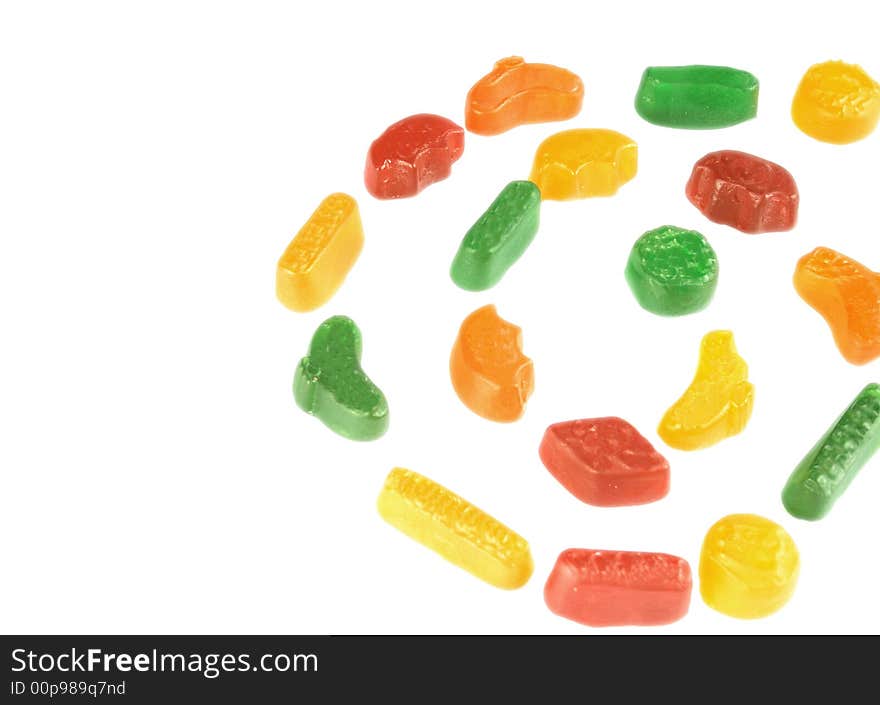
782,384 -> 880,521
529,128 -> 637,200
539,417 -> 670,506
625,225 -> 718,316
792,61 -> 880,144
634,65 -> 759,129
465,56 -> 584,135
793,247 -> 880,365
659,331 -> 753,450
450,180 -> 540,291
276,193 -> 363,312
685,150 -> 798,234
450,305 -> 533,422
544,549 -> 692,627
377,467 -> 533,590
364,114 -> 464,199
293,316 -> 388,441
700,514 -> 799,619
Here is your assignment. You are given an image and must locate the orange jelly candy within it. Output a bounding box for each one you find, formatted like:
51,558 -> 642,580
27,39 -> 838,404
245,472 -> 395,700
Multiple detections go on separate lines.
465,57 -> 584,136
450,305 -> 534,422
794,247 -> 880,365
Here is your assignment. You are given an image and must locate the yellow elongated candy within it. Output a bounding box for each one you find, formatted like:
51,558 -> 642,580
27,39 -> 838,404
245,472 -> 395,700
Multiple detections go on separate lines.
791,60 -> 880,144
529,128 -> 637,200
377,468 -> 533,590
700,514 -> 800,619
276,193 -> 364,312
658,330 -> 754,450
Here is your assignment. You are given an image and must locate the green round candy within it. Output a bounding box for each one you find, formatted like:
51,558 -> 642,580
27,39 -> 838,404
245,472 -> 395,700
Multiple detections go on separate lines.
624,225 -> 718,316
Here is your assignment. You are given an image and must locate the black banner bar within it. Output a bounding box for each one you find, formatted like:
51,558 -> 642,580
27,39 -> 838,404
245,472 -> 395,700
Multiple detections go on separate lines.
1,635 -> 870,702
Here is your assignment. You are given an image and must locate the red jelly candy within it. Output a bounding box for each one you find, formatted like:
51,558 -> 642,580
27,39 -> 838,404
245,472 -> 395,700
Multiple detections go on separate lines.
544,549 -> 692,627
685,149 -> 799,234
538,417 -> 670,507
364,114 -> 465,199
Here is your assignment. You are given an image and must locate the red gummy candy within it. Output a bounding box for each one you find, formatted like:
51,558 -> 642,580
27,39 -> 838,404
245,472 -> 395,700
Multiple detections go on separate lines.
544,549 -> 692,627
364,114 -> 465,199
538,417 -> 670,507
685,150 -> 799,234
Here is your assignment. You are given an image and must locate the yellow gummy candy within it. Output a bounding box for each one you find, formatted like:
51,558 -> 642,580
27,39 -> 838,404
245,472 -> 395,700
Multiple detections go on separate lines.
658,330 -> 754,450
791,60 -> 880,144
529,128 -> 637,200
377,468 -> 533,590
276,193 -> 364,312
700,514 -> 800,619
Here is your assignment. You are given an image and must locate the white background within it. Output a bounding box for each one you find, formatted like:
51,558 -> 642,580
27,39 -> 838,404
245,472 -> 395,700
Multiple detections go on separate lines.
1,0 -> 878,635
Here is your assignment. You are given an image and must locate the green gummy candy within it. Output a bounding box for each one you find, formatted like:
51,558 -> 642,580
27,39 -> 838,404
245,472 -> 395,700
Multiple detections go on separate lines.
293,315 -> 389,441
782,383 -> 880,521
450,180 -> 540,291
624,225 -> 718,316
634,65 -> 759,129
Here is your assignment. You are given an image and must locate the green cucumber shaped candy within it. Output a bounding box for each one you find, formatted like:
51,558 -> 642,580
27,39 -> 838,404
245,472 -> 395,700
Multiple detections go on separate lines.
451,180 -> 540,291
783,383 -> 880,520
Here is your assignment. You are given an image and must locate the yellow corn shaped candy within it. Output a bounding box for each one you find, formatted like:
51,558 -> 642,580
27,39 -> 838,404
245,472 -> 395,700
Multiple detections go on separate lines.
276,193 -> 364,312
658,330 -> 754,450
377,468 -> 533,590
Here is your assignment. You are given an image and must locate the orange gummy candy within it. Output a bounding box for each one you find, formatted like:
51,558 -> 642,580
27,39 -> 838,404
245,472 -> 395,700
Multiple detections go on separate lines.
450,305 -> 534,422
794,247 -> 880,365
465,57 -> 584,136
